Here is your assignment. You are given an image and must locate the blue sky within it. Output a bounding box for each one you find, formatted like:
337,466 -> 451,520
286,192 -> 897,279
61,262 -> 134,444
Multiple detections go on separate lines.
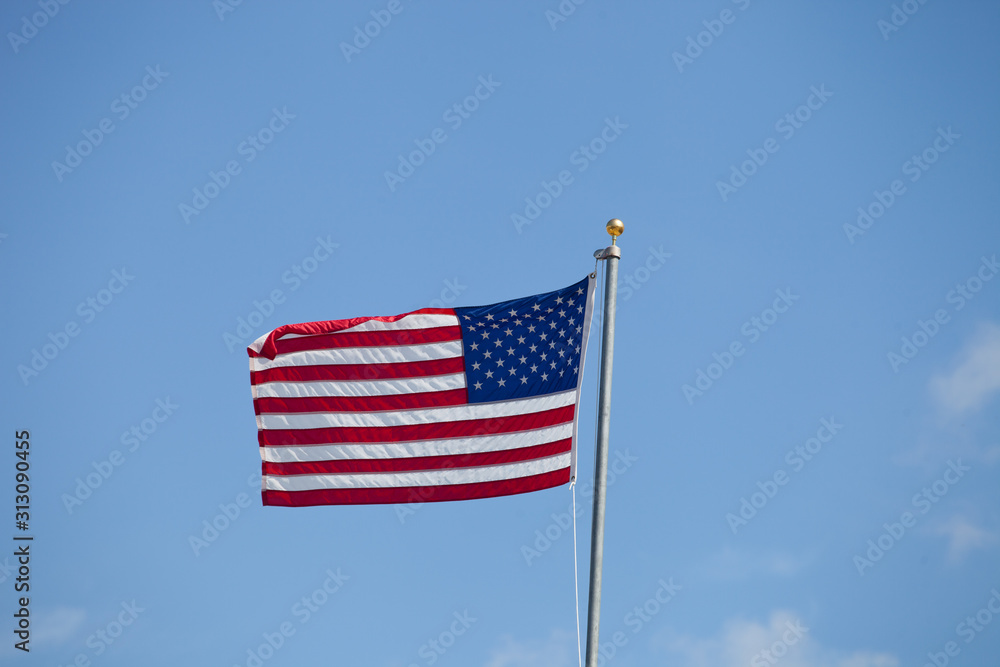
2,1 -> 999,665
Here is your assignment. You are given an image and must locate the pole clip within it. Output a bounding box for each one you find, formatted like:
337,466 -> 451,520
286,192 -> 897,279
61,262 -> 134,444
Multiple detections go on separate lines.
593,246 -> 622,261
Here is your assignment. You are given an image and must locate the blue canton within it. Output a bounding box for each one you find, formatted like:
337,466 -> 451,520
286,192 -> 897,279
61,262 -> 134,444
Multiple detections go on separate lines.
455,277 -> 591,404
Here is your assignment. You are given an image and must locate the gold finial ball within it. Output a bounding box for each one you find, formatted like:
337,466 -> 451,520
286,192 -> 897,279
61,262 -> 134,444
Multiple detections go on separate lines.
606,218 -> 624,241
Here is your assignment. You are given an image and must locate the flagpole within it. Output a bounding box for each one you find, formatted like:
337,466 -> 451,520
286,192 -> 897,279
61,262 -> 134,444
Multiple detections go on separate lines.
584,218 -> 623,667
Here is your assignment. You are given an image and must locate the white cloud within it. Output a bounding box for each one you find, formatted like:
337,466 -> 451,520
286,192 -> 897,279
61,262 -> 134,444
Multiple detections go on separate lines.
483,629 -> 575,667
696,546 -> 812,581
892,437 -> 1000,469
926,514 -> 999,564
930,323 -> 1000,416
25,606 -> 86,647
652,611 -> 898,667
894,324 -> 1000,468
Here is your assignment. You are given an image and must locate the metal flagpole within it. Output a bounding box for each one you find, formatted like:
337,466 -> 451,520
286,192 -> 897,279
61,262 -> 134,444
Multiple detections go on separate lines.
584,218 -> 623,667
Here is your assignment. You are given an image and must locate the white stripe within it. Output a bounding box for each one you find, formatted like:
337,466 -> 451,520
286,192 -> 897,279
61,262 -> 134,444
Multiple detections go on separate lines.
254,373 -> 467,399
332,313 -> 458,334
261,423 -> 573,462
264,452 -> 570,490
570,275 -> 596,481
258,390 -> 575,430
251,340 -> 462,372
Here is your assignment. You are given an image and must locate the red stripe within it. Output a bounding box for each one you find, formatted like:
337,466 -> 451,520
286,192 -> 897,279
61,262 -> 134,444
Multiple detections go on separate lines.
261,468 -> 570,506
254,389 -> 468,415
255,325 -> 462,356
250,308 -> 456,359
257,405 -> 575,446
262,439 -> 571,475
251,357 -> 465,385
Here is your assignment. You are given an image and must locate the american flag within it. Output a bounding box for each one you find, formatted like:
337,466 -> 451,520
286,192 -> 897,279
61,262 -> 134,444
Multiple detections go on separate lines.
248,275 -> 596,507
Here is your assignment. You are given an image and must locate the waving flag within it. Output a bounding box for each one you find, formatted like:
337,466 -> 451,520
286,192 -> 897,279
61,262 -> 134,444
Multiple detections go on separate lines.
248,275 -> 596,507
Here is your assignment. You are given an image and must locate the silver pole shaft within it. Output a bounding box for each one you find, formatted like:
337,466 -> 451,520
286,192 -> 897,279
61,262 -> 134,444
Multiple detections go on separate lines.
583,244 -> 620,667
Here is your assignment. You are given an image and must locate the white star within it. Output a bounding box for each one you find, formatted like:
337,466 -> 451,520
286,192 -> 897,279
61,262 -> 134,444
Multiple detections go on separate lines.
497,358 -> 505,367
485,314 -> 494,321
494,339 -> 503,347
556,296 -> 564,304
464,315 -> 473,320
517,335 -> 526,344
485,370 -> 494,379
541,372 -> 549,381
514,319 -> 523,326
474,381 -> 483,390
558,349 -> 566,357
549,321 -> 557,329
540,352 -> 547,361
470,342 -> 479,351
575,326 -> 582,334
509,309 -> 517,317
576,287 -> 584,295
500,317 -> 508,323
507,347 -> 515,355
532,304 -> 541,311
559,329 -> 566,337
549,341 -> 556,349
528,325 -> 536,333
559,369 -> 565,377
519,355 -> 527,364
550,361 -> 557,369
491,323 -> 499,329
577,305 -> 584,313
505,328 -> 513,336
529,344 -> 537,353
481,331 -> 490,339
558,309 -> 566,318
530,364 -> 538,373
498,378 -> 506,387
472,361 -> 481,370
484,351 -> 492,359
547,307 -> 554,314
509,367 -> 517,376
520,376 -> 528,384
540,333 -> 548,341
